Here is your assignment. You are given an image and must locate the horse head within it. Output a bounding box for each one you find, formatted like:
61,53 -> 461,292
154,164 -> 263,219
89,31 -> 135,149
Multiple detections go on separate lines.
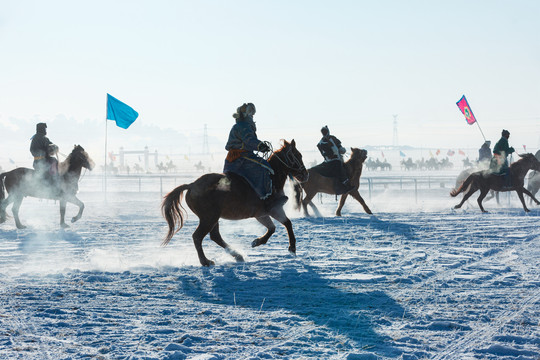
70,145 -> 95,171
518,153 -> 540,172
349,148 -> 368,165
274,139 -> 309,183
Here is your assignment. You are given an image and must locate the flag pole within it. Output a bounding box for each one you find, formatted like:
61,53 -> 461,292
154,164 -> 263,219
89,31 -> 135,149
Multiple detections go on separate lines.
104,94 -> 108,198
475,120 -> 487,142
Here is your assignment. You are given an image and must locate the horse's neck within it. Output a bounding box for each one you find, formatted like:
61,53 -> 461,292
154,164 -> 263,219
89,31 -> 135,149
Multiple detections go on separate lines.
346,160 -> 363,179
511,161 -> 531,178
269,156 -> 288,190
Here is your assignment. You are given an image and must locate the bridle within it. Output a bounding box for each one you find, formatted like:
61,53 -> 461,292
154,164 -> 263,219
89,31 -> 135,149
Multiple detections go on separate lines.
272,145 -> 306,176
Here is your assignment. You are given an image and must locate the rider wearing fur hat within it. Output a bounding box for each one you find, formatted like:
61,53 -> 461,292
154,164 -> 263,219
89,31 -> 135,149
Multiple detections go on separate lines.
30,122 -> 59,187
223,103 -> 287,210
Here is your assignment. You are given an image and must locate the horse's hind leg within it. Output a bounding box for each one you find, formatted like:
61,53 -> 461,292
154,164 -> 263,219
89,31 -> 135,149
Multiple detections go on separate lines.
335,193 -> 349,216
252,216 -> 275,247
454,187 -> 477,209
209,223 -> 244,262
59,200 -> 69,228
193,220 -> 218,266
477,188 -> 490,213
11,197 -> 25,229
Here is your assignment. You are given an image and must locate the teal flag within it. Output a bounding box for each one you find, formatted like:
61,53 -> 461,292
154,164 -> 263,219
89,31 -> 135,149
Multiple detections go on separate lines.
107,94 -> 139,129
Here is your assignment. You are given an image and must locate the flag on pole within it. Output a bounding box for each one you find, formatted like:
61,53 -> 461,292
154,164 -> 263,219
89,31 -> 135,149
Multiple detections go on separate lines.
399,151 -> 406,157
523,145 -> 527,152
447,150 -> 455,156
459,149 -> 466,156
456,95 -> 477,125
107,94 -> 139,129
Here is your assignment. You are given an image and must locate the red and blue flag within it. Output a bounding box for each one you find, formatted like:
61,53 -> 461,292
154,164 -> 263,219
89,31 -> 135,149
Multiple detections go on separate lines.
456,95 -> 476,125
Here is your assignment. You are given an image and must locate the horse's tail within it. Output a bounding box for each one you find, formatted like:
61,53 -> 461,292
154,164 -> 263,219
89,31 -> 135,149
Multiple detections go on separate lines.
0,173 -> 6,222
161,184 -> 190,246
292,178 -> 303,210
0,172 -> 6,202
450,174 -> 474,197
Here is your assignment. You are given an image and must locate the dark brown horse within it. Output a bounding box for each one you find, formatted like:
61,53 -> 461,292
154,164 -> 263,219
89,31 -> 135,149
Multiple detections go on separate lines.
0,145 -> 95,229
162,140 -> 308,266
451,153 -> 540,212
293,148 -> 372,217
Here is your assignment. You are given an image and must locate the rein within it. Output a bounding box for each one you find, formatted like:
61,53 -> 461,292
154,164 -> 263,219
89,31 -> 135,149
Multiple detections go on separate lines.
272,147 -> 306,174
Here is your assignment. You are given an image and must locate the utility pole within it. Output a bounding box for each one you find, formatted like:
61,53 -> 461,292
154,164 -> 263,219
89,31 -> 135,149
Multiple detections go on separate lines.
392,114 -> 398,147
203,124 -> 209,154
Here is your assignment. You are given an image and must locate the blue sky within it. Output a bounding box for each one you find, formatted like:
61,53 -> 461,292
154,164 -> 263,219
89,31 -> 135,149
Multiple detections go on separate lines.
1,0 -> 539,159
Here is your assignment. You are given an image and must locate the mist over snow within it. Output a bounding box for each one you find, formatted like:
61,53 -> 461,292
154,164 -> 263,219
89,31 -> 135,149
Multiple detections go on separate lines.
0,173 -> 539,359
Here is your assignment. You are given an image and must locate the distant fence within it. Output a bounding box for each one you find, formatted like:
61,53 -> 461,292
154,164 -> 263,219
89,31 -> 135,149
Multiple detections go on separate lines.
79,173 -> 462,203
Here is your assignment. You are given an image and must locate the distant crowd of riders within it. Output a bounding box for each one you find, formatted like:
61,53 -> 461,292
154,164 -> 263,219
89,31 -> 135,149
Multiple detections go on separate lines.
28,103 -> 520,200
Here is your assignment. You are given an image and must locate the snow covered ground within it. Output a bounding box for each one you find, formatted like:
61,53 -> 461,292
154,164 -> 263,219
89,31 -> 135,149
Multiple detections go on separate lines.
0,173 -> 539,359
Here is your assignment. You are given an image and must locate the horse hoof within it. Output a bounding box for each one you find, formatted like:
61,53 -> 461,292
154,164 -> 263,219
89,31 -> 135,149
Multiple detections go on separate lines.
61,223 -> 70,229
201,259 -> 215,267
234,255 -> 245,262
16,225 -> 27,230
71,217 -> 79,223
288,247 -> 296,255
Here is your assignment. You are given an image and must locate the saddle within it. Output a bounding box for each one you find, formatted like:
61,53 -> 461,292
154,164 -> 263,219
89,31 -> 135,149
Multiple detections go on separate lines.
312,162 -> 351,195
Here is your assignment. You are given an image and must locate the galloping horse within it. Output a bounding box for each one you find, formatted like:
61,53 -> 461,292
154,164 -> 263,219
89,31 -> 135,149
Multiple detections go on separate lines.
451,153 -> 540,212
0,145 -> 95,229
162,140 -> 308,266
293,148 -> 372,217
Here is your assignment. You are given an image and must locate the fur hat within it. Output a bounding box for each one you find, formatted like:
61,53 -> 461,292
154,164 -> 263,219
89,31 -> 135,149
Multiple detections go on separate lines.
233,103 -> 256,119
321,126 -> 329,135
36,122 -> 47,134
502,129 -> 510,137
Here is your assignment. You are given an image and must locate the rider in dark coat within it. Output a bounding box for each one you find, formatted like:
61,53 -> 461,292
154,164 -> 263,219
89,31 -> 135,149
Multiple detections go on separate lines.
317,126 -> 353,193
30,122 -> 59,186
223,103 -> 287,210
478,140 -> 492,164
490,129 -> 515,187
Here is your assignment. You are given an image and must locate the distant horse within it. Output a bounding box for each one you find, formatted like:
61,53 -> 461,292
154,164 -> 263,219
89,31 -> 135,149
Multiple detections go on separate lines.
0,145 -> 95,229
451,153 -> 540,212
293,148 -> 372,217
162,140 -> 308,266
456,165 -> 499,204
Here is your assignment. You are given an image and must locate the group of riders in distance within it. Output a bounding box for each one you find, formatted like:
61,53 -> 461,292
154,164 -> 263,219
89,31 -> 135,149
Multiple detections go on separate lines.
2,103 -> 540,266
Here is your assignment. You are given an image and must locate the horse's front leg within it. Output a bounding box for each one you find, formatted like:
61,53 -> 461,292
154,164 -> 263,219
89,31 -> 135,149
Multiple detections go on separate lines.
349,189 -> 373,214
515,189 -> 530,212
65,195 -> 85,224
252,216 -> 276,247
270,208 -> 296,255
522,188 -> 540,205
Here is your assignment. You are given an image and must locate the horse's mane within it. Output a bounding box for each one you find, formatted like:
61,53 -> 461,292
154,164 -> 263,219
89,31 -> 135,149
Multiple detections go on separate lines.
58,154 -> 72,176
510,153 -> 535,168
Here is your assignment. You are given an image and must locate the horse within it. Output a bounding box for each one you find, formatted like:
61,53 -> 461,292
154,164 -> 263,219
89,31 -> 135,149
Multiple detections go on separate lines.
161,140 -> 308,267
293,148 -> 372,217
451,153 -> 540,213
0,145 -> 95,229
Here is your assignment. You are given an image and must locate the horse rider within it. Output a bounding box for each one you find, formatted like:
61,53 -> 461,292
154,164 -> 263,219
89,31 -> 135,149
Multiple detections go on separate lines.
317,125 -> 354,193
223,103 -> 287,210
30,122 -> 60,188
490,129 -> 515,187
478,140 -> 491,166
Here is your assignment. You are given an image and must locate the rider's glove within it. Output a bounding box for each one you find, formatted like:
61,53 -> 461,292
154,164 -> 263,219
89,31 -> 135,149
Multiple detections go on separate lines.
258,142 -> 270,153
